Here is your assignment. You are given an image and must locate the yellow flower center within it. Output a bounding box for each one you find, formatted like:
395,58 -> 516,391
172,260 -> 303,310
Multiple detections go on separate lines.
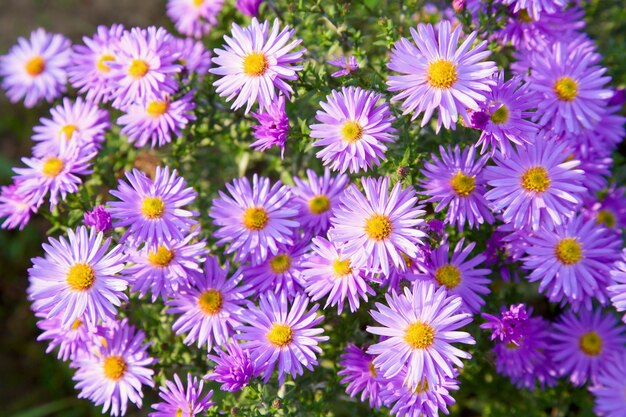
146,100 -> 169,118
242,207 -> 269,231
332,258 -> 352,277
340,120 -> 364,144
579,331 -> 602,356
66,263 -> 96,291
103,355 -> 127,381
554,76 -> 579,102
96,54 -> 115,74
308,195 -> 330,214
521,166 -> 550,193
269,254 -> 292,274
401,252 -> 413,268
426,59 -> 458,89
597,210 -> 616,228
25,56 -> 46,76
368,362 -> 377,377
364,214 -> 393,241
243,52 -> 269,77
197,289 -> 224,315
71,319 -> 83,331
490,105 -> 509,125
266,323 -> 293,347
554,237 -> 583,265
60,124 -> 78,140
414,379 -> 430,394
450,171 -> 476,197
435,264 -> 462,289
176,409 -> 183,417
148,245 -> 174,267
518,9 -> 533,23
404,322 -> 435,349
42,157 -> 65,178
193,0 -> 204,6
141,196 -> 166,219
128,59 -> 150,78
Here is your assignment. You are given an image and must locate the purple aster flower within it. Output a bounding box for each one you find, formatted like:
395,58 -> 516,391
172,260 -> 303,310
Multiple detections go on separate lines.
302,236 -> 375,313
123,231 -> 207,301
13,141 -> 96,210
584,185 -> 626,232
473,72 -> 539,156
380,370 -> 459,417
166,0 -> 223,39
108,167 -> 198,249
609,251 -> 626,323
68,24 -> 125,103
241,241 -> 309,297
387,21 -> 497,131
328,176 -> 426,276
36,314 -> 95,361
328,55 -> 358,77
0,28 -> 71,108
250,95 -> 289,157
527,41 -> 612,134
84,205 -> 113,232
481,304 -> 530,345
566,143 -> 612,193
32,97 -> 109,157
173,37 -> 212,78
206,341 -> 258,391
550,309 -> 626,386
522,214 -> 621,309
291,168 -> 349,236
209,174 -> 299,264
149,373 -> 214,417
28,226 -> 127,328
236,291 -> 328,386
311,86 -> 396,173
0,181 -> 38,230
108,27 -> 181,109
575,103 -> 626,154
236,0 -> 264,17
497,0 -> 567,21
367,280 -> 474,390
210,18 -> 304,113
72,319 -> 155,416
338,344 -> 384,410
168,256 -> 247,351
420,144 -> 493,230
118,92 -> 196,148
484,138 -> 585,231
417,238 -> 491,313
589,351 -> 626,417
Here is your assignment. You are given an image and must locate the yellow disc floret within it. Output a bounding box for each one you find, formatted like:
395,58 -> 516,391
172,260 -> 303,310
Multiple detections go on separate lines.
364,214 -> 393,241
242,207 -> 269,231
96,54 -> 115,74
269,254 -> 292,274
435,264 -> 462,289
128,59 -> 150,78
141,196 -> 166,219
25,56 -> 46,76
554,76 -> 579,102
332,258 -> 352,277
308,195 -> 330,215
243,52 -> 269,77
426,59 -> 458,89
554,237 -> 583,265
404,322 -> 435,349
148,245 -> 175,267
103,355 -> 127,381
450,171 -> 476,197
579,331 -> 602,356
266,323 -> 293,347
146,100 -> 169,118
521,166 -> 550,193
490,105 -> 509,125
197,289 -> 224,315
341,120 -> 364,144
66,263 -> 96,291
42,157 -> 65,178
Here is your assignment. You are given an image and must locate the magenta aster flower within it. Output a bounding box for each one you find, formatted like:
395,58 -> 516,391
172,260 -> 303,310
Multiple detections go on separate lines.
609,251 -> 626,323
28,226 -> 127,328
206,341 -> 258,392
420,144 -> 493,230
72,319 -> 155,417
84,206 -> 113,233
589,351 -> 626,417
209,174 -> 299,264
68,24 -> 125,103
291,168 -> 349,236
108,167 -> 198,249
168,256 -> 247,351
118,92 -> 196,148
481,304 -> 530,345
328,55 -> 358,77
0,181 -> 38,230
149,373 -> 214,417
328,176 -> 426,276
367,280 -> 474,390
166,0 -> 223,38
0,28 -> 71,108
32,97 -> 109,157
236,0 -> 264,17
387,21 -> 497,131
36,314 -> 94,361
484,138 -> 585,231
108,27 -> 181,108
338,344 -> 384,410
236,291 -> 328,386
210,18 -> 304,113
522,214 -> 621,309
302,236 -> 374,313
311,87 -> 396,173
250,95 -> 289,157
550,309 -> 626,386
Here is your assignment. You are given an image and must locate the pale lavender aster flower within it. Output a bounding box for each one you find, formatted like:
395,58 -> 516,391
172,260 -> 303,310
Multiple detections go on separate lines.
497,0 -> 567,21
206,341 -> 258,391
173,37 -> 212,78
250,95 -> 289,157
166,0 -> 223,39
338,344 -> 384,410
236,0 -> 264,16
149,373 -> 214,417
328,55 -> 358,77
36,314 -> 94,362
608,251 -> 626,323
0,181 -> 38,230
589,351 -> 626,417
584,185 -> 626,232
84,206 -> 113,232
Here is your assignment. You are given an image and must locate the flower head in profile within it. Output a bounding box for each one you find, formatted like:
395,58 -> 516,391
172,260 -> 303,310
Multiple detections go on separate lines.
236,0 -> 264,17
497,0 -> 567,21
589,351 -> 626,417
0,28 -> 71,107
166,0 -> 224,38
211,18 -> 304,113
173,37 -> 212,78
338,344 -> 384,410
584,185 -> 626,232
609,251 -> 626,323
0,181 -> 38,230
236,291 -> 328,386
206,341 -> 258,392
328,55 -> 358,77
311,87 -> 396,173
250,95 -> 289,157
36,314 -> 95,362
72,319 -> 155,417
387,21 -> 497,131
149,373 -> 214,417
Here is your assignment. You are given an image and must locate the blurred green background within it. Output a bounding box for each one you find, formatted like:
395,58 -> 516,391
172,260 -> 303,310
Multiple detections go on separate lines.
0,1 -> 624,417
